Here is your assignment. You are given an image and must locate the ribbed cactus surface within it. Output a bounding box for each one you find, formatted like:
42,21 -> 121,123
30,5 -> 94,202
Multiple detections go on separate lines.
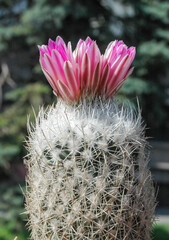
25,99 -> 155,240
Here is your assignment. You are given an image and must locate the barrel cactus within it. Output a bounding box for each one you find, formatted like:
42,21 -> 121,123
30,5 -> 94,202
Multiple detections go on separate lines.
25,37 -> 155,240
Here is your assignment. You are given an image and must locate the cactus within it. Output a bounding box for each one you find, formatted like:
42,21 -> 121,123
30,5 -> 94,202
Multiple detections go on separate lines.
25,37 -> 155,240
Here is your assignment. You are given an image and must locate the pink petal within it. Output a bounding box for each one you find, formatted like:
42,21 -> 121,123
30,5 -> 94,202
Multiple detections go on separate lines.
124,67 -> 134,79
57,80 -> 74,101
85,36 -> 93,46
67,42 -> 74,63
114,55 -> 131,81
55,36 -> 68,61
99,63 -> 110,94
75,63 -> 80,86
107,79 -> 126,97
48,38 -> 56,50
77,42 -> 86,66
73,41 -> 86,67
76,39 -> 84,48
56,36 -> 66,48
91,61 -> 101,94
106,55 -> 121,80
104,40 -> 118,62
108,67 -> 134,97
128,47 -> 136,60
109,67 -> 134,98
87,42 -> 101,69
39,53 -> 47,70
106,54 -> 129,94
80,53 -> 91,90
64,61 -> 79,98
43,53 -> 59,82
51,50 -> 67,84
40,60 -> 58,93
87,42 -> 101,87
38,45 -> 51,61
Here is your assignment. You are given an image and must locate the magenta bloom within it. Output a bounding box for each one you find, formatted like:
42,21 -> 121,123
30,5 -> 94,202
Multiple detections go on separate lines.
39,36 -> 135,101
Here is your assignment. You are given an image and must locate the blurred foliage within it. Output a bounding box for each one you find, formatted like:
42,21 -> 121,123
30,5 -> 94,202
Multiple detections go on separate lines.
0,83 -> 51,176
0,183 -> 29,240
0,0 -> 169,238
152,224 -> 169,240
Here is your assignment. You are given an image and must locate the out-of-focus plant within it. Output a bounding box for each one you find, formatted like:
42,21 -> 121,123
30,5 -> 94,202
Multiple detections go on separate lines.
0,82 -> 51,239
0,183 -> 29,240
0,83 -> 51,176
152,224 -> 169,240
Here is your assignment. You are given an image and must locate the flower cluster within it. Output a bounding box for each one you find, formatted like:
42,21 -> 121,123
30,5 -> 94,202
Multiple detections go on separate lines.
39,36 -> 135,101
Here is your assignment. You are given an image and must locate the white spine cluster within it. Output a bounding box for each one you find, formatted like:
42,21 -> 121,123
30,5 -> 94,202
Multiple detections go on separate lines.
25,98 -> 155,240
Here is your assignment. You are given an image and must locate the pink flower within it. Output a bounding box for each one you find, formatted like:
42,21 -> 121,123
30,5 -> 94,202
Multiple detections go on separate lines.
39,36 -> 135,102
100,40 -> 135,97
73,37 -> 101,95
39,36 -> 79,101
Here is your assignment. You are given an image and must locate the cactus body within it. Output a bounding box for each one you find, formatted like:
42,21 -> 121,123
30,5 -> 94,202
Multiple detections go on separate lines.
25,99 -> 155,240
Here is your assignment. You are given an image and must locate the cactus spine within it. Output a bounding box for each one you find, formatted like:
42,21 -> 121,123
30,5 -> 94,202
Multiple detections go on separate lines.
25,98 -> 155,240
